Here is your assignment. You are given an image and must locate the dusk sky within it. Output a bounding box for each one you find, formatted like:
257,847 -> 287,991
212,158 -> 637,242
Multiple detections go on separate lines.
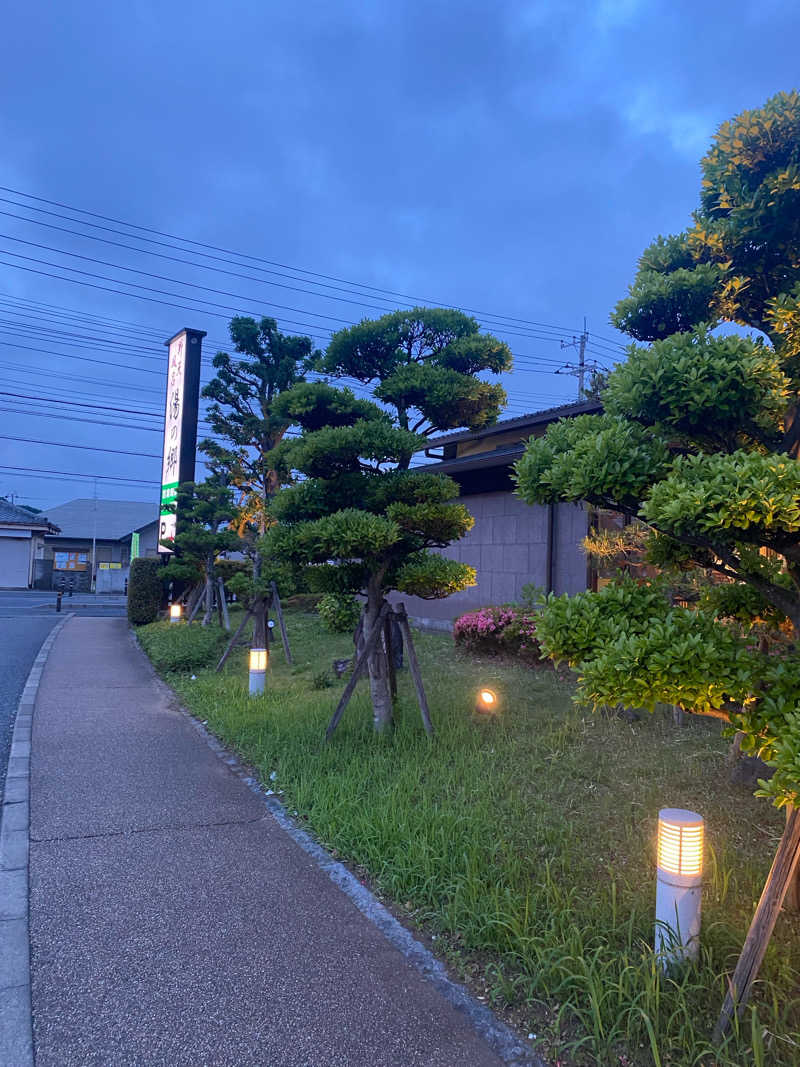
0,1 -> 797,511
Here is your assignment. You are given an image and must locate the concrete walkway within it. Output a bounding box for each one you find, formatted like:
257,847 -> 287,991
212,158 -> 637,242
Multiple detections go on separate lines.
23,617 -> 527,1066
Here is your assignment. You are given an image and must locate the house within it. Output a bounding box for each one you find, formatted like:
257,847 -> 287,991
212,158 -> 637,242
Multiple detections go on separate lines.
0,499 -> 60,589
33,499 -> 160,593
395,399 -> 604,629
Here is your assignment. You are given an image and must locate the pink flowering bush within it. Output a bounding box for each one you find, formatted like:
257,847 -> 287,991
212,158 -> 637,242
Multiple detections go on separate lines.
453,606 -> 543,665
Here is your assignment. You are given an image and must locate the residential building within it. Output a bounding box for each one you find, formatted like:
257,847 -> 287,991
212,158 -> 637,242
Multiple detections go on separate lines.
395,400 -> 603,628
0,499 -> 60,589
34,499 -> 160,592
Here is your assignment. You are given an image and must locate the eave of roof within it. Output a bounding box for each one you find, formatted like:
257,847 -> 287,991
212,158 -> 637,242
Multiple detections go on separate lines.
428,399 -> 603,449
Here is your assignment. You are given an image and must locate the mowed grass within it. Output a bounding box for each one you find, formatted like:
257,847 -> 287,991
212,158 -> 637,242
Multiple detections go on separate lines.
138,609 -> 800,1065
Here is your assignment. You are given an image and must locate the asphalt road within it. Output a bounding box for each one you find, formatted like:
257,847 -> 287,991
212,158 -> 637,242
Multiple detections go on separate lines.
0,617 -> 57,801
0,590 -> 128,619
0,592 -> 127,798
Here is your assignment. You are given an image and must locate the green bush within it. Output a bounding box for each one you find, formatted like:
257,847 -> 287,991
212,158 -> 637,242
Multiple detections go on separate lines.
127,558 -> 164,625
317,593 -> 361,633
138,622 -> 227,672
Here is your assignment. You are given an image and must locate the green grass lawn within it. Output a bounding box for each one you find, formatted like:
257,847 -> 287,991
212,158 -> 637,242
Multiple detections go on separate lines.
137,608 -> 800,1066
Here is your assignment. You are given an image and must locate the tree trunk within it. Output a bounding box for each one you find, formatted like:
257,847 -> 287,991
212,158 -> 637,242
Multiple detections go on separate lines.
365,581 -> 392,733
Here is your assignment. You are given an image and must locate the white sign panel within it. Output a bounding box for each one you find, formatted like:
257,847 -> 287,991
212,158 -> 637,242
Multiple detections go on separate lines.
159,333 -> 186,551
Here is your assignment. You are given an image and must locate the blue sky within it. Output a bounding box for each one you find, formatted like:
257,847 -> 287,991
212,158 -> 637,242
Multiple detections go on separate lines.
0,0 -> 797,509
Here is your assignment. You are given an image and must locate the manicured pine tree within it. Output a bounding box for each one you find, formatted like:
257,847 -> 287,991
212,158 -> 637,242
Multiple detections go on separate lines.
162,477 -> 240,626
200,315 -> 318,641
263,307 -> 512,731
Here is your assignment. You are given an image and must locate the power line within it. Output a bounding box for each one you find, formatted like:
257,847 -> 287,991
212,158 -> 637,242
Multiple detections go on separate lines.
0,433 -> 161,459
0,464 -> 159,486
0,185 -> 621,344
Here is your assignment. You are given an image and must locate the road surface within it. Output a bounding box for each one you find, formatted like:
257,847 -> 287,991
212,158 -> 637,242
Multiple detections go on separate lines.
0,591 -> 127,796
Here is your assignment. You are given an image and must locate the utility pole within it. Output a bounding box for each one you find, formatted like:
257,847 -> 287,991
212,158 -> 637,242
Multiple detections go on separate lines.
557,317 -> 594,400
91,478 -> 98,595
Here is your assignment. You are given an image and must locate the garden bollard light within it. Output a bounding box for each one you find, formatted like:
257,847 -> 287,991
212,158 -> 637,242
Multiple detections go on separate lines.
249,648 -> 268,695
655,808 -> 704,967
475,688 -> 498,715
169,603 -> 182,624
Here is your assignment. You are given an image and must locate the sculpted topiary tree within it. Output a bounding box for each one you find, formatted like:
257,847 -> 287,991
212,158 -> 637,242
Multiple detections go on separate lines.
201,315 -> 317,641
161,478 -> 239,626
262,309 -> 512,732
514,90 -> 800,1036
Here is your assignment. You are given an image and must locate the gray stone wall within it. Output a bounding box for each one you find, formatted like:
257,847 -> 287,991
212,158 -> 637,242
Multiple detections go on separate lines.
392,491 -> 588,628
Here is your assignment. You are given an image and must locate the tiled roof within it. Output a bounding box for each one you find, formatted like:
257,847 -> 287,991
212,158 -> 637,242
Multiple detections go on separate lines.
0,497 -> 59,531
44,499 -> 158,541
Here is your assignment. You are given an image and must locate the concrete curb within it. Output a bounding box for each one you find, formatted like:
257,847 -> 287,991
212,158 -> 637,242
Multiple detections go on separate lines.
0,613 -> 74,1067
130,628 -> 543,1067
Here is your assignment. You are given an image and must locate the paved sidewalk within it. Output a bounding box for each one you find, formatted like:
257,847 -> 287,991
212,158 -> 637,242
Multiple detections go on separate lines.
26,617 -> 524,1066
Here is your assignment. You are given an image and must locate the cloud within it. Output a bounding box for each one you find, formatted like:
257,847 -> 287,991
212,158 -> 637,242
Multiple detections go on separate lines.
621,87 -> 715,158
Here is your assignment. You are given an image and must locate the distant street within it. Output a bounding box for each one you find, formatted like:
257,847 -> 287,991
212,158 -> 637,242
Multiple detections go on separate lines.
0,592 -> 127,796
0,590 -> 128,619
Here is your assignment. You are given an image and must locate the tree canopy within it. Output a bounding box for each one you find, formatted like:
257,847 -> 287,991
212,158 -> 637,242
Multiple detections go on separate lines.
262,307 -> 510,731
322,306 -> 512,443
201,315 -> 317,529
514,90 -> 800,809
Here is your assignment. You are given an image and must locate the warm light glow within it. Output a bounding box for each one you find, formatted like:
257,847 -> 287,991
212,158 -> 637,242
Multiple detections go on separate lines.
169,604 -> 182,620
657,809 -> 704,878
479,689 -> 496,706
249,648 -> 268,672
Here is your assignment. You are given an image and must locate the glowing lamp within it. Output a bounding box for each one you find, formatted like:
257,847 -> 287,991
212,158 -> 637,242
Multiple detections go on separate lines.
475,688 -> 499,715
655,808 -> 704,966
169,603 -> 182,623
249,647 -> 268,695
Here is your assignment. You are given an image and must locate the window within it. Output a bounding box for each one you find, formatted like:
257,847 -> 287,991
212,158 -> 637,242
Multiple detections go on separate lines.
53,551 -> 88,571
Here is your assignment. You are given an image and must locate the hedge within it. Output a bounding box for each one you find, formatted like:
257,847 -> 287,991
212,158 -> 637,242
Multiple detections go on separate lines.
127,558 -> 164,625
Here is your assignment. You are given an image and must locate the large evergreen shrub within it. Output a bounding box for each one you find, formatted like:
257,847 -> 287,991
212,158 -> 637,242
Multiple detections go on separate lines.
127,558 -> 164,625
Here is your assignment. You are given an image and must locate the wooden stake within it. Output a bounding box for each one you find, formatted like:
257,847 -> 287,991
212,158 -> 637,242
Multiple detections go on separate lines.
217,578 -> 231,631
187,585 -> 205,625
395,604 -> 433,737
385,614 -> 397,701
325,602 -> 389,740
215,603 -> 256,673
713,806 -> 800,1042
270,581 -> 293,665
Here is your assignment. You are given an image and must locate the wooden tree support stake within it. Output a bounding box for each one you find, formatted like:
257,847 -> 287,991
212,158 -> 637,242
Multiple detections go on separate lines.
395,604 -> 433,737
270,581 -> 293,664
385,614 -> 398,701
713,806 -> 800,1043
215,602 -> 257,673
217,578 -> 231,631
186,584 -> 205,625
325,603 -> 389,740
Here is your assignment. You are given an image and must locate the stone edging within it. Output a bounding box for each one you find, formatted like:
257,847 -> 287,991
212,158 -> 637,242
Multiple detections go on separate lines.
0,613 -> 74,1066
130,626 -> 543,1067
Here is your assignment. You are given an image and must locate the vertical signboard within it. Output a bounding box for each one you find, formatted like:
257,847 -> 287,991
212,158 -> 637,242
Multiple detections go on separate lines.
159,327 -> 206,551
